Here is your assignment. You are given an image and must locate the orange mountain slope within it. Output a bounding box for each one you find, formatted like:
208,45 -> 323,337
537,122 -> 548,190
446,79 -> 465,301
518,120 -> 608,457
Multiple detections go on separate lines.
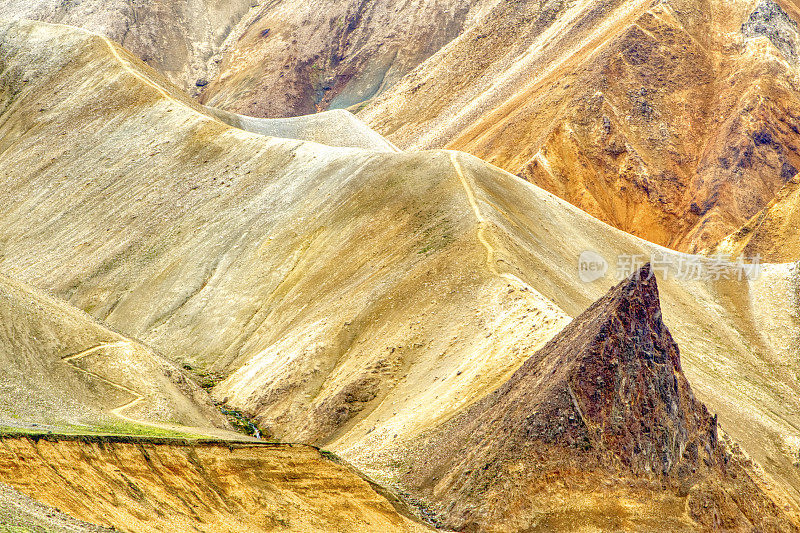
360,0 -> 800,255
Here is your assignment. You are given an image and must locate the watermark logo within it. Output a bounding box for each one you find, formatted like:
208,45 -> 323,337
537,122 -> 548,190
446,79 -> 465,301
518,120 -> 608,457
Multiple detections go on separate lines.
578,250 -> 609,283
578,251 -> 762,283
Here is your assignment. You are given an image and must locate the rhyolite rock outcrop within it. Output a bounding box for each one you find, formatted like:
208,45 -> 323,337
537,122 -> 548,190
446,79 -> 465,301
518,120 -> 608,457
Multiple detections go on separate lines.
394,265 -> 796,532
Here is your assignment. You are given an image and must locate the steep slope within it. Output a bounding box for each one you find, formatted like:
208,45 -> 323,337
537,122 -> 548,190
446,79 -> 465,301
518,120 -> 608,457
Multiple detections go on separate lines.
392,266 -> 795,531
1,481 -> 113,533
0,272 -> 228,436
2,19 -> 800,520
360,0 -> 800,255
0,0 -> 255,92
0,18 -> 572,448
6,0 -> 799,257
0,14 -> 397,152
198,0 -> 501,117
0,434 -> 431,533
710,175 -> 800,262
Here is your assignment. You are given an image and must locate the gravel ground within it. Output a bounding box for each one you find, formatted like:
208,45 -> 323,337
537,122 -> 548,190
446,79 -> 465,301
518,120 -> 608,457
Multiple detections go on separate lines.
0,483 -> 111,533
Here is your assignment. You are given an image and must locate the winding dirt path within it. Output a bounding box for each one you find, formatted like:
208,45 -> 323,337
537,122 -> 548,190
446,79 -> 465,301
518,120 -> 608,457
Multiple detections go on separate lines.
60,342 -> 193,433
61,341 -> 147,425
450,150 -> 530,287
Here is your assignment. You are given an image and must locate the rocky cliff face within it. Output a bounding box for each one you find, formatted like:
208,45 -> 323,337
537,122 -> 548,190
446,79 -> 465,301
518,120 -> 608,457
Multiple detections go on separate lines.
744,0 -> 800,64
0,0 -> 501,115
1,480 -> 113,533
0,435 -> 430,533
395,265 -> 796,531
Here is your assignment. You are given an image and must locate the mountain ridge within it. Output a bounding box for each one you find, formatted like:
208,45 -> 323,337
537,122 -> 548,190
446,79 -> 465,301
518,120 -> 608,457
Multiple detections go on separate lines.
358,0 -> 800,257
2,17 -> 800,529
5,0 -> 800,258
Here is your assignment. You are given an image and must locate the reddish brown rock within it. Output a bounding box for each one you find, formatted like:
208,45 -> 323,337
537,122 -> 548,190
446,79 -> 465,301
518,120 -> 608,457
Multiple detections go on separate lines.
395,265 -> 797,532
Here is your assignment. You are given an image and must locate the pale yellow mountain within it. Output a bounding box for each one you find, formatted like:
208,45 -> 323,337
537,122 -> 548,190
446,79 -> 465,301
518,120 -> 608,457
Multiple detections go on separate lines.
0,271 -> 229,437
359,0 -> 800,256
208,107 -> 400,152
5,0 -> 799,260
2,19 -> 800,526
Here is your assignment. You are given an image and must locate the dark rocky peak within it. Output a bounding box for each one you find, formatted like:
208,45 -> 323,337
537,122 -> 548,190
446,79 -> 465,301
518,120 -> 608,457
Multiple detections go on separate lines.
478,264 -> 719,476
398,265 -> 732,531
408,266 -> 720,491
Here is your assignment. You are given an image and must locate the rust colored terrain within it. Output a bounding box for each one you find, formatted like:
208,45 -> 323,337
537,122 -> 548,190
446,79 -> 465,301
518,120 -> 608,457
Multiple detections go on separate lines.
360,0 -> 800,256
394,266 -> 798,531
0,434 -> 429,533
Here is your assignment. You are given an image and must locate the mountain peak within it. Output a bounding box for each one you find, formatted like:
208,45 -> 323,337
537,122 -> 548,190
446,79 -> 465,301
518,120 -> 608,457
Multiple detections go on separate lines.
484,263 -> 714,475
395,265 -> 760,531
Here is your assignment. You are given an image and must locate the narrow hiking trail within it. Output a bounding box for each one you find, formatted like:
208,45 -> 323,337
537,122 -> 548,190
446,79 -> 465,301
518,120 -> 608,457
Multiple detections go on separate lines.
61,342 -> 188,432
61,341 -> 147,425
450,150 -> 532,288
450,150 -> 571,339
101,36 -> 179,102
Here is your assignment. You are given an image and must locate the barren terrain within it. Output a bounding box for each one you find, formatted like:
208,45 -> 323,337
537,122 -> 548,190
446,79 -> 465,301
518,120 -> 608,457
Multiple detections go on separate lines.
1,12 -> 800,532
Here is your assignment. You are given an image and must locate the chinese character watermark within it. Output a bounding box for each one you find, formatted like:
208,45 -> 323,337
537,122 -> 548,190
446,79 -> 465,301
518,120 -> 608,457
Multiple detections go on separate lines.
578,251 -> 762,283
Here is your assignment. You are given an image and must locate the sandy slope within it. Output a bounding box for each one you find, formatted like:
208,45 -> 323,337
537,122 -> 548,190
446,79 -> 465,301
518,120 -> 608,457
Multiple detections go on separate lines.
0,272 -> 230,436
6,0 -> 800,258
0,435 -> 432,533
1,18 -> 800,520
711,175 -> 800,262
208,107 -> 401,152
0,0 -> 255,92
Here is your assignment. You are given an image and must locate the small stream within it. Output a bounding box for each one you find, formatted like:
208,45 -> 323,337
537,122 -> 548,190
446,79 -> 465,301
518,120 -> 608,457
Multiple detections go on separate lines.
218,407 -> 261,439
